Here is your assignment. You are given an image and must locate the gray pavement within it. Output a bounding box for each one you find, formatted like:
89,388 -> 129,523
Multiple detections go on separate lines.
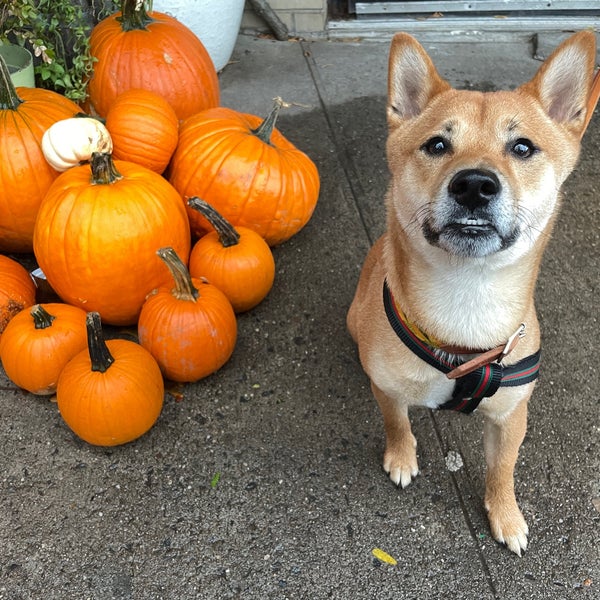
2,32 -> 599,599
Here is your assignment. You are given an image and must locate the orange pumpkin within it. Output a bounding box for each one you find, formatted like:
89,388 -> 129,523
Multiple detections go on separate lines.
138,247 -> 237,383
33,153 -> 191,326
0,55 -> 80,252
0,255 -> 36,334
0,303 -> 88,395
187,197 -> 275,313
105,88 -> 179,174
168,98 -> 320,246
57,312 -> 164,446
86,0 -> 219,120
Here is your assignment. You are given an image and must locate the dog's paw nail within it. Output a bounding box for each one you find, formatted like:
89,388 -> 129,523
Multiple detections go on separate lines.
506,534 -> 528,557
387,466 -> 418,488
399,471 -> 412,489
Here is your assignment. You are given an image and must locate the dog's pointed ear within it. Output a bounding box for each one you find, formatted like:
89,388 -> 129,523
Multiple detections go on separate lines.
520,31 -> 597,135
387,33 -> 451,122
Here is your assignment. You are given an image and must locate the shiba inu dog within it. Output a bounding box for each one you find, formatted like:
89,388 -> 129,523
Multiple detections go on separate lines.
347,31 -> 597,555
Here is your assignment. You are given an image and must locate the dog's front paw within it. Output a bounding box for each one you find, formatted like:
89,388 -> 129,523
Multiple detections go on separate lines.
383,434 -> 419,488
485,499 -> 529,556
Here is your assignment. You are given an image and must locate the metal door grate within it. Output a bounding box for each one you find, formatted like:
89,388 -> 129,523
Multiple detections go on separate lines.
354,0 -> 599,16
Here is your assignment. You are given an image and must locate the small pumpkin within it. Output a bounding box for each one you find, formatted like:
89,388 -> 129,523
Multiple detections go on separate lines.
105,88 -> 179,174
86,0 -> 219,120
57,311 -> 164,446
0,255 -> 36,335
0,55 -> 81,252
138,247 -> 237,383
33,152 -> 191,326
168,97 -> 320,246
187,197 -> 275,313
41,116 -> 113,172
0,303 -> 88,395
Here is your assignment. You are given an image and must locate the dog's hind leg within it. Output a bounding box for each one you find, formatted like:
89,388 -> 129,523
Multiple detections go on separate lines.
483,394 -> 530,556
371,382 -> 419,489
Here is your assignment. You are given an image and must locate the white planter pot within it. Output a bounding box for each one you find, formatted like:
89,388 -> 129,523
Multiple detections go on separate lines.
151,0 -> 245,72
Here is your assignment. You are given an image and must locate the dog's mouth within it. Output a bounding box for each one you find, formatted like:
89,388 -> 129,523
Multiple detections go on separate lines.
423,218 -> 519,258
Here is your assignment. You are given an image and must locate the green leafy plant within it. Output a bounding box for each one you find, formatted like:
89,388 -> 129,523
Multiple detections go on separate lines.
0,1 -> 116,101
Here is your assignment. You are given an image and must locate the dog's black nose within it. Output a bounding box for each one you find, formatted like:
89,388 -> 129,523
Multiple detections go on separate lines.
449,169 -> 500,211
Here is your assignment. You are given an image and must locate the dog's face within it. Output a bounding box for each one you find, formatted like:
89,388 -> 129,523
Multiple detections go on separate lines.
385,33 -> 596,262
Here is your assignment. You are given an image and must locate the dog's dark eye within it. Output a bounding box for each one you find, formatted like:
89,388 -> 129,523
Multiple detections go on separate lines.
422,136 -> 451,156
511,138 -> 536,159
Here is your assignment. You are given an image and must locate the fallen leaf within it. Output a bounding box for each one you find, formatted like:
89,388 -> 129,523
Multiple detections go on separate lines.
372,548 -> 397,565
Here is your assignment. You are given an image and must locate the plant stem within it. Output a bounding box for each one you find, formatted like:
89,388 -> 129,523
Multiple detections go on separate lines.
187,197 -> 240,248
0,54 -> 23,111
86,312 -> 115,373
31,305 -> 56,330
157,247 -> 199,302
252,97 -> 285,145
90,152 -> 123,185
118,0 -> 155,31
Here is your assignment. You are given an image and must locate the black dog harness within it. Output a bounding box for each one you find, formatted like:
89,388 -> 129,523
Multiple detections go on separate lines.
383,280 -> 541,414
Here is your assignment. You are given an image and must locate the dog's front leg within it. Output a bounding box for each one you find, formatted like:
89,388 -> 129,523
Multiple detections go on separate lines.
371,382 -> 419,488
483,395 -> 530,556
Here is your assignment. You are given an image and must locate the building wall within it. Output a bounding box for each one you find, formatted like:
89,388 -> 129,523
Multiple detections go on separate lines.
241,0 -> 328,37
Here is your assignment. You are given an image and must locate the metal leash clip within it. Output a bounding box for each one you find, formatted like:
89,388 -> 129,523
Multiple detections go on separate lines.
498,323 -> 526,361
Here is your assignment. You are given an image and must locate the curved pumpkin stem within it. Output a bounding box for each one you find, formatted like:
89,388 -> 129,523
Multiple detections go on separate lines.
157,247 -> 199,302
31,304 -> 56,330
86,312 -> 115,373
187,197 -> 240,248
118,0 -> 154,31
0,54 -> 24,111
90,152 -> 123,185
252,97 -> 288,145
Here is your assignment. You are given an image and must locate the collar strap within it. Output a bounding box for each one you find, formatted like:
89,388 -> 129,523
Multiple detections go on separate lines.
383,280 -> 541,413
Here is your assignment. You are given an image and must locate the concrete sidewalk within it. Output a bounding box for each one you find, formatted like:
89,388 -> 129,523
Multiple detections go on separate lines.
1,33 -> 599,599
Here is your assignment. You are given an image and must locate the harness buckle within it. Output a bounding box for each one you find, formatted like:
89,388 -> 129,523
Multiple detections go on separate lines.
498,323 -> 526,361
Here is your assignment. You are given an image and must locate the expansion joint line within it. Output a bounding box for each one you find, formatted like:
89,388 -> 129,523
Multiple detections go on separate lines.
428,411 -> 501,599
299,40 -> 375,246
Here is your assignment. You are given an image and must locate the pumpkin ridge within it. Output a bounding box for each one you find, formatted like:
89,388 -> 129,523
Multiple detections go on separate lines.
198,133 -> 254,218
264,146 -> 292,241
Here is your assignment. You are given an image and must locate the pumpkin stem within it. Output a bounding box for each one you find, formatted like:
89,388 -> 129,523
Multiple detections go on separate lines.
118,0 -> 155,31
90,152 -> 123,185
31,304 -> 56,330
86,312 -> 115,373
252,97 -> 286,145
187,197 -> 240,248
0,54 -> 24,111
157,247 -> 199,302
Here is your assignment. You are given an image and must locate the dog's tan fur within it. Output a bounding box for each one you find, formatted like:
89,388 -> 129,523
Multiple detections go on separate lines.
347,31 -> 597,555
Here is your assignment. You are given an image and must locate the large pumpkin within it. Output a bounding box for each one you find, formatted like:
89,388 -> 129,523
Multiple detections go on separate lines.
168,98 -> 320,246
86,0 -> 219,120
0,55 -> 80,252
33,153 -> 191,326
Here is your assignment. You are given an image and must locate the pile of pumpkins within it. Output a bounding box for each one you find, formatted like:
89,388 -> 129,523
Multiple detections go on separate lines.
0,0 -> 319,447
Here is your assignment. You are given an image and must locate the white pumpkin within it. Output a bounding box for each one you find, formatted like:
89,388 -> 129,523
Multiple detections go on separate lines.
42,117 -> 113,172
